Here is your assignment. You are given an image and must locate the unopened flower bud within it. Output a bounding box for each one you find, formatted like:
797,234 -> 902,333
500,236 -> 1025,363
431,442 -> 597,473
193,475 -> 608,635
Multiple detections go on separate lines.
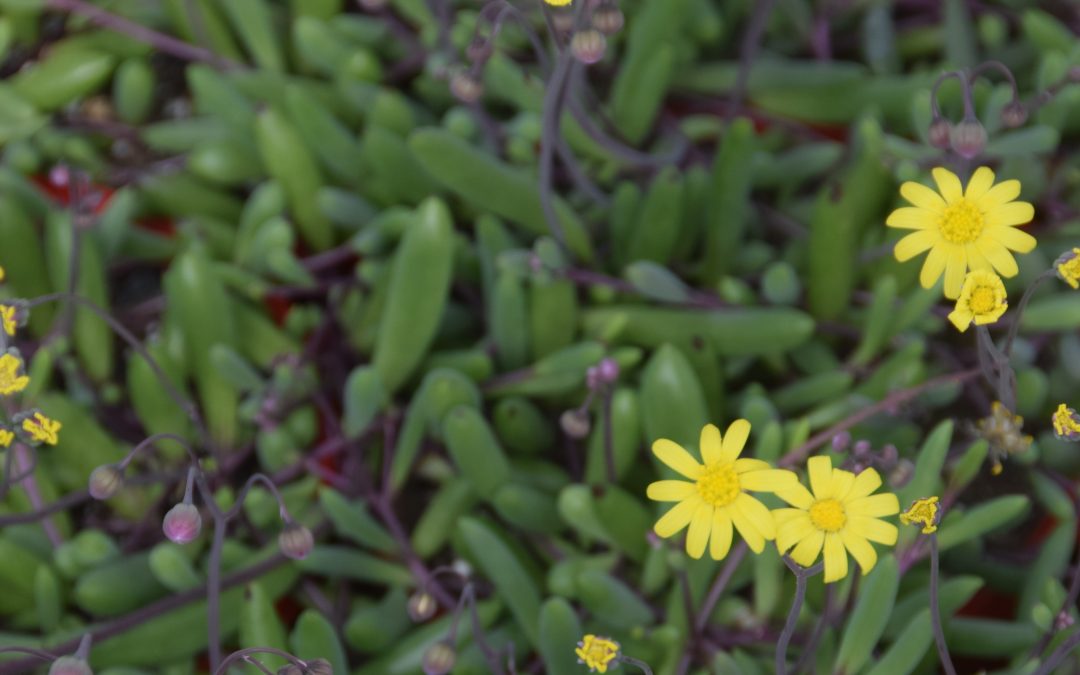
830,431 -> 851,452
880,443 -> 898,465
357,0 -> 387,10
466,38 -> 492,63
889,458 -> 914,487
1001,101 -> 1027,128
595,357 -> 619,384
927,117 -> 952,149
551,11 -> 575,35
49,657 -> 92,675
303,659 -> 333,675
88,464 -> 123,500
449,72 -> 483,104
852,439 -> 871,456
560,409 -> 591,439
950,117 -> 987,159
408,591 -> 437,622
279,522 -> 315,560
570,30 -> 606,65
422,642 -> 456,675
1056,610 -> 1075,631
163,503 -> 202,544
592,2 -> 624,35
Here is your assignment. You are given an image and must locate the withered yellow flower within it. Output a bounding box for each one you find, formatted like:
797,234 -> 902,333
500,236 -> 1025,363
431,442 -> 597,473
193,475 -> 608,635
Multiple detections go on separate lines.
900,496 -> 941,534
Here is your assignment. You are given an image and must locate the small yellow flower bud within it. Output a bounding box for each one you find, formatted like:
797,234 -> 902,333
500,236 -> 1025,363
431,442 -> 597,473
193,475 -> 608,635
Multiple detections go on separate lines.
1052,403 -> 1080,442
1055,248 -> 1080,290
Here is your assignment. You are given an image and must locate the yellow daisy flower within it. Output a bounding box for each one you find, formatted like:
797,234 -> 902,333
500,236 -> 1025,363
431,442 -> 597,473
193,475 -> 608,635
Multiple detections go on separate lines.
21,412 -> 61,446
774,456 -> 900,583
947,270 -> 1007,332
899,496 -> 940,534
1056,248 -> 1080,289
0,428 -> 12,448
647,421 -> 799,560
1,305 -> 17,337
544,0 -> 572,4
887,167 -> 1036,299
0,353 -> 29,396
575,635 -> 619,673
1052,403 -> 1080,441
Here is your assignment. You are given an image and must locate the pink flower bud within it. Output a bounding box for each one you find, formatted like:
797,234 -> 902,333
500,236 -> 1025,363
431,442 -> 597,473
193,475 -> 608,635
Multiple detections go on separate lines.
950,118 -> 987,159
1000,101 -> 1027,128
592,2 -> 624,35
163,503 -> 202,544
571,30 -> 607,65
279,522 -> 315,560
927,117 -> 952,149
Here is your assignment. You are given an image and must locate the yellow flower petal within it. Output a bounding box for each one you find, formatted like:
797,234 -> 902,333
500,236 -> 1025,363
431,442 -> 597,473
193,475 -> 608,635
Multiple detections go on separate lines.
703,508 -> 731,560
976,238 -> 1019,277
845,468 -> 882,501
729,502 -> 766,553
699,423 -> 722,466
807,456 -> 833,499
848,493 -> 900,518
830,469 -> 856,501
719,419 -> 751,463
840,530 -> 878,574
654,497 -> 701,538
886,206 -> 935,229
735,493 -> 776,539
647,480 -> 696,502
652,439 -> 702,479
734,458 -> 770,473
975,179 -> 1021,209
789,529 -> 824,567
984,201 -> 1034,228
823,532 -> 848,583
846,516 -> 899,544
985,226 -> 1037,253
948,308 -> 973,332
919,245 -> 948,289
776,483 -> 815,509
686,503 -> 713,559
932,167 -> 964,203
894,230 -> 939,261
964,167 -> 996,201
739,468 -> 798,492
777,512 -> 814,553
944,246 -> 967,299
900,181 -> 946,212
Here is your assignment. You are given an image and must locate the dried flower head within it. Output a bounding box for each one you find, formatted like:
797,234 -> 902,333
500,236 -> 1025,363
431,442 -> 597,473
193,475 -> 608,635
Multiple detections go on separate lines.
0,353 -> 29,396
18,411 -> 61,446
1055,248 -> 1080,290
88,464 -> 124,500
422,641 -> 456,675
163,503 -> 202,544
975,402 -> 1032,475
647,421 -> 799,560
0,304 -> 17,337
575,634 -> 620,673
774,456 -> 900,583
1052,403 -> 1080,442
279,522 -> 315,560
899,496 -> 941,534
887,167 -> 1036,299
947,270 -> 1007,332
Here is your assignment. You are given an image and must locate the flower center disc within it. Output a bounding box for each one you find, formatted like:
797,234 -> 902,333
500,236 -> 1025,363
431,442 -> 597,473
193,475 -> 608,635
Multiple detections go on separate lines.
696,464 -> 740,506
969,286 -> 997,314
939,200 -> 985,243
809,499 -> 847,532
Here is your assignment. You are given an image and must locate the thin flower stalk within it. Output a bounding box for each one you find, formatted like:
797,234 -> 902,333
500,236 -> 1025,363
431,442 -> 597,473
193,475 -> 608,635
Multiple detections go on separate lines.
775,557 -> 824,675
